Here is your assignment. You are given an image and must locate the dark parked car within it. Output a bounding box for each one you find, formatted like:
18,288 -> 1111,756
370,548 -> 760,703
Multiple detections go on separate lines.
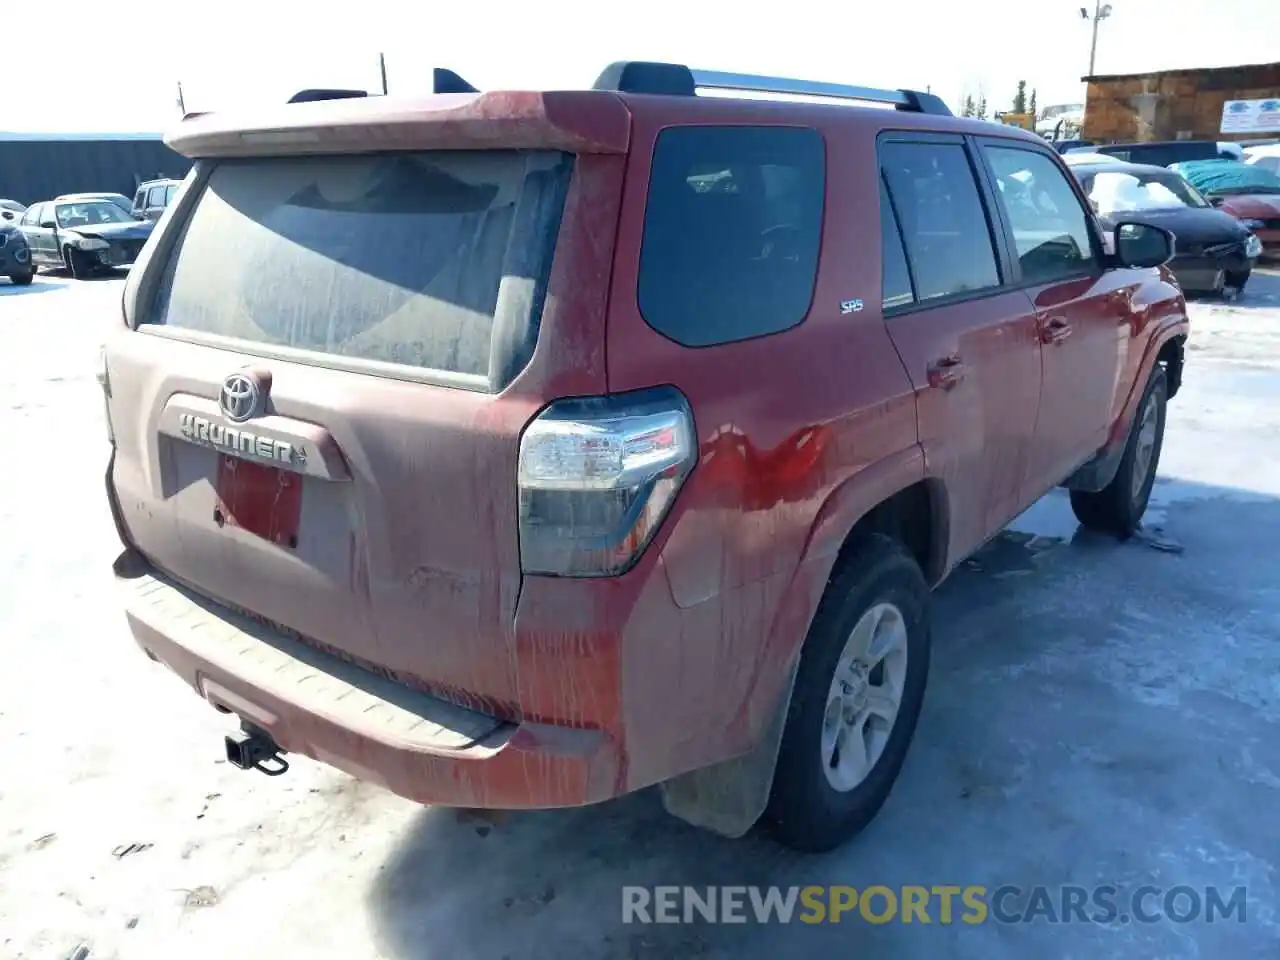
132,178 -> 181,221
1075,140 -> 1239,168
1051,138 -> 1094,154
18,198 -> 154,278
0,219 -> 34,285
1068,159 -> 1261,294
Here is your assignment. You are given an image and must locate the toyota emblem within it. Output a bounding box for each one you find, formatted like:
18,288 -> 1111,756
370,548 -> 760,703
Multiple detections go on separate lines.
219,372 -> 263,422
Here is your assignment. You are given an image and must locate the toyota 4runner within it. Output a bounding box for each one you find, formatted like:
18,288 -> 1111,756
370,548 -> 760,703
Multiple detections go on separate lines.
103,61 -> 1188,851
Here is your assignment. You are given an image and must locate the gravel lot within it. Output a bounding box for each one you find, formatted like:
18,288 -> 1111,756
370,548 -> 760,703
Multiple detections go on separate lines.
3,270 -> 1279,959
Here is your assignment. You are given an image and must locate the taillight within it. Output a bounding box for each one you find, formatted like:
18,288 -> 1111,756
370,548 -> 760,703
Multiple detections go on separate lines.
517,386 -> 696,577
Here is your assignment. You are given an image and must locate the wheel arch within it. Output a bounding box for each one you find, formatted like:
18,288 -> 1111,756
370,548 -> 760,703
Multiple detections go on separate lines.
1066,318 -> 1186,493
659,447 -> 948,837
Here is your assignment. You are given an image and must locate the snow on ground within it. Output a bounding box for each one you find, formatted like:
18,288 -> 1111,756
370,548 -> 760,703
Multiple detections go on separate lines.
2,271 -> 1280,960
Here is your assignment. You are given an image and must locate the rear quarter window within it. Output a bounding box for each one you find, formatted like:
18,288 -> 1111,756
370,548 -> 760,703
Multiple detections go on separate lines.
637,125 -> 825,347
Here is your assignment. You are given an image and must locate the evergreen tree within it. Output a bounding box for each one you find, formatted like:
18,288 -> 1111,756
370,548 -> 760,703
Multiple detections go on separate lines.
1012,80 -> 1027,115
1029,88 -> 1038,119
961,94 -> 976,118
976,95 -> 988,119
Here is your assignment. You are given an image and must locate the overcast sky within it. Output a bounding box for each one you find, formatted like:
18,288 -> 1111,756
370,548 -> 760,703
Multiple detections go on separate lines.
10,0 -> 1279,133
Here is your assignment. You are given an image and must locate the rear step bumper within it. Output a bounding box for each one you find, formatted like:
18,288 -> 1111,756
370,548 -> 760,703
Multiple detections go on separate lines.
115,551 -> 621,809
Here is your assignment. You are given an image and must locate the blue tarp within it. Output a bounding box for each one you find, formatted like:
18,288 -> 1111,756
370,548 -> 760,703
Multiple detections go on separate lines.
1170,159 -> 1280,196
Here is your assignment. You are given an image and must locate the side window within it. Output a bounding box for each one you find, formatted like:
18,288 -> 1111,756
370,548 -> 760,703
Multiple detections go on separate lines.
21,204 -> 40,226
148,186 -> 166,207
879,177 -> 914,310
164,185 -> 177,204
984,146 -> 1098,284
879,141 -> 1001,302
134,190 -> 146,209
637,125 -> 825,347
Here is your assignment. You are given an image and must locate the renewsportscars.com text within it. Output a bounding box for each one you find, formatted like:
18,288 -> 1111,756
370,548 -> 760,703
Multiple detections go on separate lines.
622,884 -> 1248,925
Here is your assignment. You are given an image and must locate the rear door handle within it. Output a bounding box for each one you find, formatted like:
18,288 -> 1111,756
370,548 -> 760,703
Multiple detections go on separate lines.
1040,316 -> 1072,345
927,354 -> 965,390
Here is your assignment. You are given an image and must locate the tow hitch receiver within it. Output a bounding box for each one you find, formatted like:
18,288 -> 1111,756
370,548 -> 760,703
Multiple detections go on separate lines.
224,726 -> 290,776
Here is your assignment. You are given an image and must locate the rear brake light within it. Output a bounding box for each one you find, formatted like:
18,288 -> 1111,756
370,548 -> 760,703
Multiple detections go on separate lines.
518,387 -> 696,577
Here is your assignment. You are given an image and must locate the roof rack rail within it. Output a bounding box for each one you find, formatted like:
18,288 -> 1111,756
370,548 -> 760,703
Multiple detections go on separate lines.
592,61 -> 951,116
288,88 -> 369,104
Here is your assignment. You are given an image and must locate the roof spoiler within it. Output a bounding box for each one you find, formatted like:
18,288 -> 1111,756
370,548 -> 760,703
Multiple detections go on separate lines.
591,60 -> 952,116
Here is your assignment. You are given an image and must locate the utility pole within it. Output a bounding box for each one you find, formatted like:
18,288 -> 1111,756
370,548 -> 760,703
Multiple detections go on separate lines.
176,81 -> 187,116
379,53 -> 389,95
1081,1 -> 1114,77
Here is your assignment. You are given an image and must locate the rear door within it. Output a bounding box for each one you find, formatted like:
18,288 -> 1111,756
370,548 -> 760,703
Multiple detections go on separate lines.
878,133 -> 1044,564
106,146 -> 609,706
975,139 -> 1135,491
22,204 -> 52,264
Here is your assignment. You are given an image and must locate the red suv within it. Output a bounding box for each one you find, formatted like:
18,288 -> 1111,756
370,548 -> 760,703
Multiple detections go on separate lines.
103,61 -> 1189,851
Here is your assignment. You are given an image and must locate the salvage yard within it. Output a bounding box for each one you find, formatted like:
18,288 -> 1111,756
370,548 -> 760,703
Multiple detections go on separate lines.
2,271 -> 1279,959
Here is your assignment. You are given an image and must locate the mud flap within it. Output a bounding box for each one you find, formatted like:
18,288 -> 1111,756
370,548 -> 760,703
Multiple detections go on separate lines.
658,655 -> 801,838
1062,439 -> 1126,493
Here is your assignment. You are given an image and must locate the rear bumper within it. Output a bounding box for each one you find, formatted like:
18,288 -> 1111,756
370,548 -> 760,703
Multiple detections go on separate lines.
116,551 -> 623,809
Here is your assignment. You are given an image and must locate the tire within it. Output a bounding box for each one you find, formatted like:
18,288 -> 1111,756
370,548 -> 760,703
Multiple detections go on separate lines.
764,533 -> 931,852
1225,269 -> 1251,292
1069,366 -> 1167,539
64,245 -> 91,280
8,269 -> 34,286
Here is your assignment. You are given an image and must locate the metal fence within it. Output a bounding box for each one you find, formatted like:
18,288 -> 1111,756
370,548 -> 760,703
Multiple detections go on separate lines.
0,137 -> 192,205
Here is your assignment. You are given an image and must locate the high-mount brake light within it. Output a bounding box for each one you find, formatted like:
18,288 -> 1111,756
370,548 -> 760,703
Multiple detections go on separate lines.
517,387 -> 696,577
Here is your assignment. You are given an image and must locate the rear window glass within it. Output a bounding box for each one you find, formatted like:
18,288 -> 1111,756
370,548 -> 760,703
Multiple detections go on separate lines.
145,151 -> 571,381
638,125 -> 824,347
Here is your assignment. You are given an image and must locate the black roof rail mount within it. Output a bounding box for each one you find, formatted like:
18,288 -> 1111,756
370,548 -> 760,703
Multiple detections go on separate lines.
592,61 -> 952,116
433,68 -> 479,94
288,88 -> 369,104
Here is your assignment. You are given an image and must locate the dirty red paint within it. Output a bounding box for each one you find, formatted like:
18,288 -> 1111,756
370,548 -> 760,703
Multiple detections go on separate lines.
106,85 -> 1190,813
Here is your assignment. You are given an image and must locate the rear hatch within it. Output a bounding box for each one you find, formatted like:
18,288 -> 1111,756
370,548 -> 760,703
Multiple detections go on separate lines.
106,91 -> 629,717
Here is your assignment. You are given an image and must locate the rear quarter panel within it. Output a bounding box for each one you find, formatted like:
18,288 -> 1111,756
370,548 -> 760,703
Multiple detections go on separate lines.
602,100 -> 923,784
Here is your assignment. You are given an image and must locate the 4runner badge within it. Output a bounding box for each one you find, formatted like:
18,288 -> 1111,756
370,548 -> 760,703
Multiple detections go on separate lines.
178,414 -> 307,468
